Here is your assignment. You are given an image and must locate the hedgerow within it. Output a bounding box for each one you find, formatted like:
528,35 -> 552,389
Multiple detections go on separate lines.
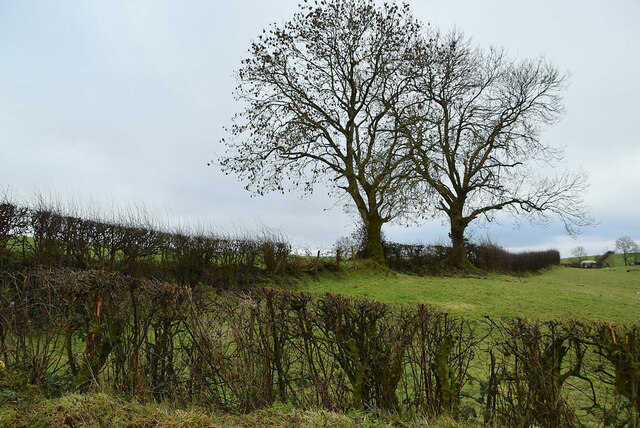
0,268 -> 637,425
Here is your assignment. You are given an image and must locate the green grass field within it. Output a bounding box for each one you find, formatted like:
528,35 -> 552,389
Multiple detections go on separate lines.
296,263 -> 640,324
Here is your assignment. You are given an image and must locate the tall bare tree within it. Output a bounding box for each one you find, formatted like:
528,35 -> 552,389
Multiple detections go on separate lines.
219,0 -> 424,265
398,31 -> 592,268
615,236 -> 638,266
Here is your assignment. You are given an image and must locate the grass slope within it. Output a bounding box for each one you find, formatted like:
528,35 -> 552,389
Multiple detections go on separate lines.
297,264 -> 640,324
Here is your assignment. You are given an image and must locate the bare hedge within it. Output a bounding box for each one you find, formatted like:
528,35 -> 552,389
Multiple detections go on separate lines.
0,268 -> 638,426
0,200 -> 291,286
3,198 -> 560,280
385,242 -> 560,274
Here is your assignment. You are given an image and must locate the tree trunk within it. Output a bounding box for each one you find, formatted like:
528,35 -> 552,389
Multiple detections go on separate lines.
365,215 -> 386,266
346,175 -> 387,266
449,214 -> 472,270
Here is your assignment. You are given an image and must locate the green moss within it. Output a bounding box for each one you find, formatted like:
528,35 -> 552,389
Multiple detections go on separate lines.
346,337 -> 364,410
431,335 -> 461,415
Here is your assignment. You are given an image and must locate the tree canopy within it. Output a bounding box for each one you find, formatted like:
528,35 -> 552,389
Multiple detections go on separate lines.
220,0 -> 591,268
220,0 -> 424,264
396,31 -> 591,267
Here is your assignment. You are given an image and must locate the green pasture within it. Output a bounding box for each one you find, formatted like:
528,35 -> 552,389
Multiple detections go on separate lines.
296,264 -> 640,324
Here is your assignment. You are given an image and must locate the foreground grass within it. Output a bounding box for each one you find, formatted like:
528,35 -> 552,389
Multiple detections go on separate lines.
0,381 -> 473,428
297,264 -> 640,324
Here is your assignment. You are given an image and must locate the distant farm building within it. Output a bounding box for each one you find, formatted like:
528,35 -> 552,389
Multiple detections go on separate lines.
581,260 -> 597,268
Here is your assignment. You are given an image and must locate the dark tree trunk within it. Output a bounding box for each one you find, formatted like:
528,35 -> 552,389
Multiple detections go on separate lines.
365,215 -> 386,266
350,181 -> 387,266
448,211 -> 472,270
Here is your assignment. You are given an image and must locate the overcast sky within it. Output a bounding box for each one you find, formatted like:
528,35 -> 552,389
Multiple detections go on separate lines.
1,0 -> 638,257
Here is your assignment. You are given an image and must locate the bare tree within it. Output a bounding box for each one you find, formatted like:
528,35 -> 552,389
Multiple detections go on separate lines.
219,0 -> 424,265
397,31 -> 592,268
571,246 -> 587,262
615,236 -> 638,266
